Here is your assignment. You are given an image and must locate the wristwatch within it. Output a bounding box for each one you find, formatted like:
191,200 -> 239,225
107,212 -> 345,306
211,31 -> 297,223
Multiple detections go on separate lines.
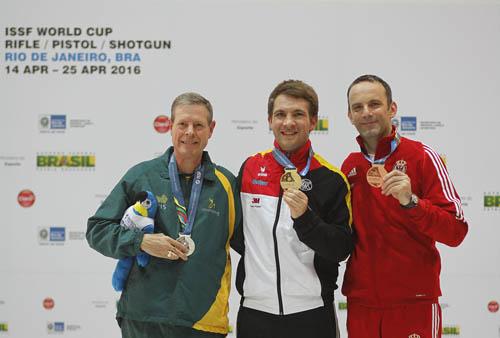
401,194 -> 419,209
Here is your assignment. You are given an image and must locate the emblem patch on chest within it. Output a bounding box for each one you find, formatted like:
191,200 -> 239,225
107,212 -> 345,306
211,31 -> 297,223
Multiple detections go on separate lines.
300,178 -> 313,191
393,160 -> 407,173
258,166 -> 268,177
202,197 -> 220,216
156,194 -> 168,210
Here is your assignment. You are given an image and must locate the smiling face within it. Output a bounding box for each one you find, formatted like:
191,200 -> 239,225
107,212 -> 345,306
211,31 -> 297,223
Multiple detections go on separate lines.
269,94 -> 317,153
348,80 -> 397,144
171,104 -> 215,162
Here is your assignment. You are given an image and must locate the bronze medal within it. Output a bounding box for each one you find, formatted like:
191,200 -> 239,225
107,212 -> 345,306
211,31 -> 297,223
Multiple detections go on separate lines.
366,164 -> 387,188
280,168 -> 302,190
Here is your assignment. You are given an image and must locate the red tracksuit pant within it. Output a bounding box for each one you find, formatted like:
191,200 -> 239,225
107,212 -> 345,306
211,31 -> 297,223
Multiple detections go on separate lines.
347,302 -> 442,338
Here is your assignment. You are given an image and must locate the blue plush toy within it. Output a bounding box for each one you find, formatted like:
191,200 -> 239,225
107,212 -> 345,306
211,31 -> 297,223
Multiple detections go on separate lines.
112,191 -> 157,291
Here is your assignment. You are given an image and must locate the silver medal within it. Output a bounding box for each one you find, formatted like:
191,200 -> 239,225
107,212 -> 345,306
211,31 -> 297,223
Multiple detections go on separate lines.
177,234 -> 195,256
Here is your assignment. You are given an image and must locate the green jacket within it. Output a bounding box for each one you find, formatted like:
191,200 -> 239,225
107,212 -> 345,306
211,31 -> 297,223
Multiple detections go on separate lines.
87,147 -> 241,334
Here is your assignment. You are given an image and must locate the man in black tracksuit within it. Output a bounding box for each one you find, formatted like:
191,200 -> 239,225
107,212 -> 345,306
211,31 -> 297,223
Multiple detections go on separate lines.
232,80 -> 353,338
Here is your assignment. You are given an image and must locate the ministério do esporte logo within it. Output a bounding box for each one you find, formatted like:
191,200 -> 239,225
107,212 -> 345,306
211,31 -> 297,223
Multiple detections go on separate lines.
39,115 -> 66,132
392,116 -> 417,134
38,227 -> 66,245
37,152 -> 95,170
47,321 -> 64,333
39,114 -> 93,133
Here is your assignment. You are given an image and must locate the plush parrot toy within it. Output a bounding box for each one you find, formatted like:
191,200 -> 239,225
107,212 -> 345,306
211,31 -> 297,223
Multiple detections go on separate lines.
112,191 -> 157,291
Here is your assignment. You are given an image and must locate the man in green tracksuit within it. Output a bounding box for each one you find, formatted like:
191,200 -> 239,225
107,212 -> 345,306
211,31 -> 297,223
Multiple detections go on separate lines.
87,92 -> 241,338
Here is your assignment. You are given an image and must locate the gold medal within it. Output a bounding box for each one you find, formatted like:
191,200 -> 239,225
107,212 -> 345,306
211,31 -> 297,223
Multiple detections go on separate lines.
280,168 -> 302,190
366,164 -> 387,188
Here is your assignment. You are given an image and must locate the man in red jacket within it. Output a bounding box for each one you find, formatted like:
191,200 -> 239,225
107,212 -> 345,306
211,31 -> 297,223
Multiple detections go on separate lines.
341,74 -> 468,338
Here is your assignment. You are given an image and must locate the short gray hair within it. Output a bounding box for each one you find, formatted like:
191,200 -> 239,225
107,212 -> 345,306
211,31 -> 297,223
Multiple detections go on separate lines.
170,92 -> 213,122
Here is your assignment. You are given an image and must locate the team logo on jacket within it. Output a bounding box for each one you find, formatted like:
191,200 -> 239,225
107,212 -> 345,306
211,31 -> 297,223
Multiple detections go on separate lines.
393,160 -> 407,173
258,166 -> 268,177
300,178 -> 313,191
156,194 -> 168,210
408,334 -> 420,338
202,197 -> 220,216
208,198 -> 216,209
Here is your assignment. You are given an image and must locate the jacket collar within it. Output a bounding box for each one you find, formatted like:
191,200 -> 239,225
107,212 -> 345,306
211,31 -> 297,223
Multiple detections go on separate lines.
159,146 -> 216,181
356,125 -> 399,161
273,139 -> 312,171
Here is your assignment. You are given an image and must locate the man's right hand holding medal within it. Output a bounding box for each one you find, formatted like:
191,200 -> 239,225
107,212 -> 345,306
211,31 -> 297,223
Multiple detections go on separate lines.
141,233 -> 189,261
381,169 -> 413,206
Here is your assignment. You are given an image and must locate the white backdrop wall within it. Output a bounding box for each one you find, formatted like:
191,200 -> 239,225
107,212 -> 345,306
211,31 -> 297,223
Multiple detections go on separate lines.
1,1 -> 499,337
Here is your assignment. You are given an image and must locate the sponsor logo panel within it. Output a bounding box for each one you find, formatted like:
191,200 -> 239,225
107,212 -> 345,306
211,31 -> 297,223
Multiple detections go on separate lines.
484,192 -> 500,210
0,155 -> 25,167
37,152 -> 95,170
337,301 -> 347,311
38,227 -> 65,245
47,321 -> 65,333
38,227 -> 85,245
442,325 -> 460,335
420,120 -> 445,130
489,300 -> 499,313
312,116 -> 329,134
46,321 -> 82,333
18,189 -> 35,207
401,116 -> 417,132
154,115 -> 172,133
392,116 -> 445,134
231,119 -> 258,131
43,297 -> 55,310
39,115 -> 66,131
39,114 -> 94,133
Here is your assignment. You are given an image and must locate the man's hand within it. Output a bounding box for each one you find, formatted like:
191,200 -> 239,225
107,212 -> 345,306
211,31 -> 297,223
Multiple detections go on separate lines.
140,233 -> 188,261
283,188 -> 308,219
381,170 -> 412,205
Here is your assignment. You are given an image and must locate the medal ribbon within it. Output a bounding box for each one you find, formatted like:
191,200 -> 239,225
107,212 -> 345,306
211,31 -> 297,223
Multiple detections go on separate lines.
272,147 -> 314,176
363,133 -> 401,165
168,153 -> 204,236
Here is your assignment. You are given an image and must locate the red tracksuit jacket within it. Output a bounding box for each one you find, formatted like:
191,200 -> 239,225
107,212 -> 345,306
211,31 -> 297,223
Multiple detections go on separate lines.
341,129 -> 468,307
